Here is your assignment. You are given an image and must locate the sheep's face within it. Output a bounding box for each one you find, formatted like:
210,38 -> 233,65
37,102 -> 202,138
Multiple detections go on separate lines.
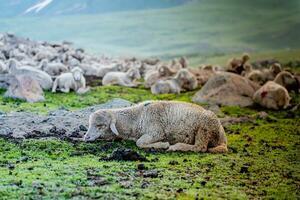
84,111 -> 119,142
72,67 -> 83,81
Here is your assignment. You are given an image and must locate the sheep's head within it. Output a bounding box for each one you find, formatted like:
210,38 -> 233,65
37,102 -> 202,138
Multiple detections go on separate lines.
40,59 -> 48,70
128,67 -> 141,80
270,63 -> 282,75
158,66 -> 172,76
8,59 -> 18,73
242,53 -> 250,63
71,67 -> 83,81
83,110 -> 119,142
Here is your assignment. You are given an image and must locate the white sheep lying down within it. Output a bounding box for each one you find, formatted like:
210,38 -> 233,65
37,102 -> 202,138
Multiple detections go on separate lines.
84,101 -> 228,153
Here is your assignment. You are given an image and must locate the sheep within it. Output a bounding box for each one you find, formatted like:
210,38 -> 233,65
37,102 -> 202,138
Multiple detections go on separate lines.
102,67 -> 141,87
52,67 -> 88,94
151,69 -> 198,94
264,63 -> 282,81
0,60 -> 8,74
83,101 -> 228,153
8,59 -> 53,90
274,71 -> 299,93
226,53 -> 250,74
246,70 -> 266,85
189,65 -> 216,86
39,60 -> 68,77
179,56 -> 188,68
97,64 -> 124,78
253,81 -> 291,110
144,65 -> 177,88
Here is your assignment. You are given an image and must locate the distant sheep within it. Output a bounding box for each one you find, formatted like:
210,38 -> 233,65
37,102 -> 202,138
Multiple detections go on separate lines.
102,67 -> 141,87
151,69 -> 198,94
97,64 -> 124,78
83,101 -> 228,153
274,71 -> 299,93
40,60 -> 68,77
52,67 -> 88,94
144,65 -> 177,88
227,53 -> 250,74
253,81 -> 290,110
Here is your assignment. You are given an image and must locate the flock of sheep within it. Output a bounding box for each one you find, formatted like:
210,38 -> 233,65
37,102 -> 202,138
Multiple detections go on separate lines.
0,33 -> 299,152
0,33 -> 299,110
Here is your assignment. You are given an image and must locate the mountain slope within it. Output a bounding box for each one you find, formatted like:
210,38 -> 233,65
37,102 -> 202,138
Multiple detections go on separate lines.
0,0 -> 189,17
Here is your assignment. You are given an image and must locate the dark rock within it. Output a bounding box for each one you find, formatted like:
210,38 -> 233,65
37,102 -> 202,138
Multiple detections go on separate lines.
101,148 -> 148,162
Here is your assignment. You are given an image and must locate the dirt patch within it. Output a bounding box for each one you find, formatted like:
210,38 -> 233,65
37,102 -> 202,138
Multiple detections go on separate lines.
0,99 -> 132,139
101,148 -> 148,162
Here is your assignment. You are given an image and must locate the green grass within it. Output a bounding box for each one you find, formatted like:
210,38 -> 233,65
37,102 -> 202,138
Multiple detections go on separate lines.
0,85 -> 299,199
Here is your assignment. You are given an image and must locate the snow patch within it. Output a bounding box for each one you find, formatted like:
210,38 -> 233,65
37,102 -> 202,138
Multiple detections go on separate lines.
25,0 -> 53,14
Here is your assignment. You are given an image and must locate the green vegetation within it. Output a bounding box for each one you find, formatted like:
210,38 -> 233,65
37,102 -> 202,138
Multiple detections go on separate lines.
0,85 -> 299,199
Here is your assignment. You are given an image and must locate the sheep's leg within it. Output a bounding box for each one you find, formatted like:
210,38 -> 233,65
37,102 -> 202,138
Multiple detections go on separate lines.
167,128 -> 209,152
208,144 -> 228,153
136,134 -> 170,150
61,87 -> 70,93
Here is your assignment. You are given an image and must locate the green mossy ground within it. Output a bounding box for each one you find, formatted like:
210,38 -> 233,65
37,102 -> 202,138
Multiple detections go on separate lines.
0,86 -> 299,199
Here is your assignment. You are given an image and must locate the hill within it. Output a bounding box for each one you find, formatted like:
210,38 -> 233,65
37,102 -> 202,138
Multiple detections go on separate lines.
0,0 -> 299,64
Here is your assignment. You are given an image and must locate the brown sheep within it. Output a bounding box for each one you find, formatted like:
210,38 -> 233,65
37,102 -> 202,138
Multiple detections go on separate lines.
274,71 -> 299,93
226,53 -> 250,75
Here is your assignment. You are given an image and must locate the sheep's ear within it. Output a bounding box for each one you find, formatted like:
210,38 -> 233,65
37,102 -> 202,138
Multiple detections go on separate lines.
109,113 -> 119,136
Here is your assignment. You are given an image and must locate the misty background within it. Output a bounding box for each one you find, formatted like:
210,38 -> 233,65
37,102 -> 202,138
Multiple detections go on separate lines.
0,0 -> 299,65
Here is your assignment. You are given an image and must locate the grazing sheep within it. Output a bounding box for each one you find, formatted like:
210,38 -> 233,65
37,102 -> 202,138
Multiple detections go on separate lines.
144,65 -> 176,88
253,81 -> 290,110
151,69 -> 198,94
40,60 -> 68,77
52,67 -> 88,93
83,101 -> 228,153
8,59 -> 53,90
227,53 -> 250,74
274,71 -> 299,93
102,67 -> 141,87
97,64 -> 124,78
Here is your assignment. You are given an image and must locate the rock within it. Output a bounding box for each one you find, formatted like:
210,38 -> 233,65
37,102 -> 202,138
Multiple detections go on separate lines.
192,72 -> 260,107
4,75 -> 45,103
101,148 -> 148,162
253,81 -> 290,110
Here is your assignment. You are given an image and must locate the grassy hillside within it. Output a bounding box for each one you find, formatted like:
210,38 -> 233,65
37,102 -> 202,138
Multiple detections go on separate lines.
0,0 -> 299,62
0,86 -> 299,199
